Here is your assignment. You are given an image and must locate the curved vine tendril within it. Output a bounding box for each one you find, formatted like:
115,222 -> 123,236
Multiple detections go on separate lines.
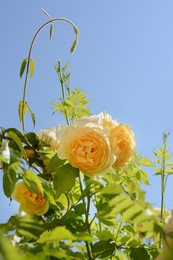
19,18 -> 79,134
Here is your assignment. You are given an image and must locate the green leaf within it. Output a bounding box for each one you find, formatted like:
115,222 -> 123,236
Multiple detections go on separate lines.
130,247 -> 150,260
7,131 -> 26,159
26,103 -> 36,127
3,164 -> 17,197
138,157 -> 153,167
41,7 -> 52,20
20,58 -> 27,78
43,245 -> 67,259
40,177 -> 56,205
96,230 -> 114,240
29,58 -> 35,79
73,25 -> 79,36
47,154 -> 66,174
100,184 -> 124,194
0,237 -> 25,260
53,163 -> 79,198
61,62 -> 70,73
52,87 -> 91,121
50,24 -> 53,40
15,214 -> 45,241
93,240 -> 116,259
17,228 -> 38,240
18,100 -> 27,124
70,38 -> 78,53
40,8 -> 53,40
5,128 -> 23,138
166,168 -> 173,174
18,101 -> 35,127
70,26 -> 79,53
73,203 -> 87,215
0,154 -> 9,164
26,132 -> 39,147
37,226 -> 76,243
105,194 -> 147,223
137,169 -> 150,185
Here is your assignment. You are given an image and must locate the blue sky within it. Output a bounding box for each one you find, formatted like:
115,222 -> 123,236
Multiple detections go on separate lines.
1,0 -> 173,222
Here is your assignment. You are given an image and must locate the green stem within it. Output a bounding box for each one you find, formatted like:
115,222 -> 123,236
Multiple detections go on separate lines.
85,241 -> 93,260
159,132 -> 168,248
78,174 -> 93,259
59,73 -> 70,125
21,18 -> 79,133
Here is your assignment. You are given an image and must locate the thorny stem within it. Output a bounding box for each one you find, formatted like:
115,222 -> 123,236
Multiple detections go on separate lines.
21,18 -> 79,133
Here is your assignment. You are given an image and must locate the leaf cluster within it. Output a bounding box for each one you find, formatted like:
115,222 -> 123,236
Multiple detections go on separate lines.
52,61 -> 91,123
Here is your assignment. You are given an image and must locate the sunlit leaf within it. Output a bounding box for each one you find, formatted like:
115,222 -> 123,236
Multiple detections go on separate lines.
139,157 -> 153,167
18,100 -> 27,124
0,237 -> 25,260
29,58 -> 35,79
37,226 -> 76,243
100,184 -> 124,194
96,230 -> 114,240
26,103 -> 36,127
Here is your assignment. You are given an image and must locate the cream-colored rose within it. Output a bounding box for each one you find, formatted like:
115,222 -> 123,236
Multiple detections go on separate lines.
37,126 -> 63,150
57,115 -> 116,178
89,112 -> 118,130
110,124 -> 136,169
12,182 -> 49,215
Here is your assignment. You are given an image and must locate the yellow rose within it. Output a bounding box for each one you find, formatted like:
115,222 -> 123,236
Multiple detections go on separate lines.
110,124 -> 136,169
12,182 -> 49,215
37,126 -> 63,150
57,115 -> 116,178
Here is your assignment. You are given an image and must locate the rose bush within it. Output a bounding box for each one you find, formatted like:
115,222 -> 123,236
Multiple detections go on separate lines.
12,182 -> 49,215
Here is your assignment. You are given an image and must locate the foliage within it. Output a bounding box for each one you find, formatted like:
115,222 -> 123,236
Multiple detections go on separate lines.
0,14 -> 172,260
